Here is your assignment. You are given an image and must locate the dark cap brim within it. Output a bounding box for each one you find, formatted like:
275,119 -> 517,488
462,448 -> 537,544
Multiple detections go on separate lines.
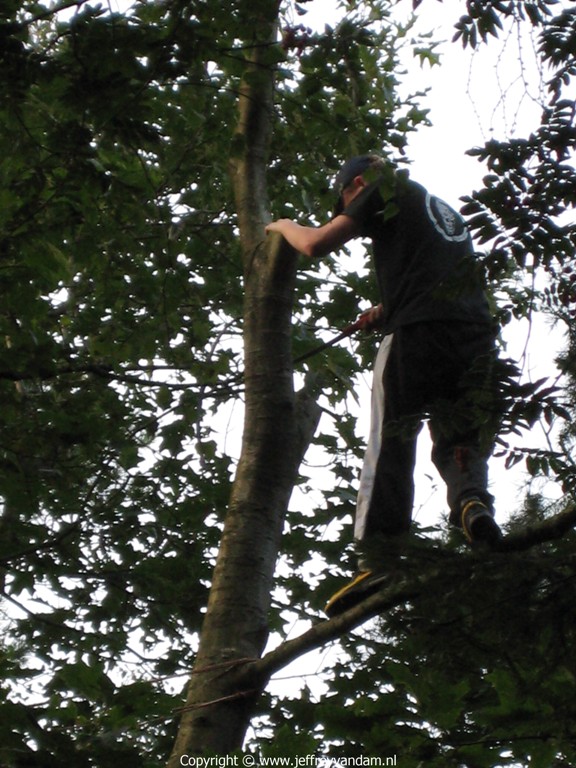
333,155 -> 375,216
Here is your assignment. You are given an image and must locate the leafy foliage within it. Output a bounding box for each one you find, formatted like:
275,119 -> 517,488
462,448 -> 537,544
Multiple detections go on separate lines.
0,0 -> 574,764
0,0 -> 432,762
249,2 -> 576,765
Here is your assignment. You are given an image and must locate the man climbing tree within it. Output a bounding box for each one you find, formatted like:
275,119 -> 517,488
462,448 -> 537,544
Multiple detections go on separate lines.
267,154 -> 502,616
1,0 -> 575,764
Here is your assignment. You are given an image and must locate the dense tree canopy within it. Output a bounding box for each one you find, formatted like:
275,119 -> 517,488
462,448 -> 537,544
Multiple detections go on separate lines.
0,0 -> 574,765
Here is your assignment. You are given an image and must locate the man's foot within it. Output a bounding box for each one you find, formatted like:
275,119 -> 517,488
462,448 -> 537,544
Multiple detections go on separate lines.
324,570 -> 389,618
461,498 -> 502,546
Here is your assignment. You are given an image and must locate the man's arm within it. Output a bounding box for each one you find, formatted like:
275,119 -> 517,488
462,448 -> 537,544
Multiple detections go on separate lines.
265,214 -> 360,258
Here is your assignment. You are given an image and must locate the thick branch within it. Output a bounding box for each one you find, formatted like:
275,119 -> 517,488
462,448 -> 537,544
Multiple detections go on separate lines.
495,503 -> 576,552
243,578 -> 421,687
243,504 -> 576,684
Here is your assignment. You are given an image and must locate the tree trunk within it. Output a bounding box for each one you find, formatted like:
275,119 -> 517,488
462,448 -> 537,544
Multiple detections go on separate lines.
167,6 -> 321,760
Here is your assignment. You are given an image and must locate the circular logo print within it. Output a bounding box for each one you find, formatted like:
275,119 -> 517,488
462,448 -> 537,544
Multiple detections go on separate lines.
426,194 -> 469,242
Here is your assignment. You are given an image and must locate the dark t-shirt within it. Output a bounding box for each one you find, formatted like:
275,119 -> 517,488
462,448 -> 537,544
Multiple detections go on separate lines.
341,173 -> 493,333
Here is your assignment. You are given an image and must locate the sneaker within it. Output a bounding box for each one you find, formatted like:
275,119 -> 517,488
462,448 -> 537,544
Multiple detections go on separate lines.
324,570 -> 388,618
461,498 -> 502,546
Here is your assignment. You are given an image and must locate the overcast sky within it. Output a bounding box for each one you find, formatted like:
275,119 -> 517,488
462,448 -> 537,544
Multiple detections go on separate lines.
294,0 -> 568,526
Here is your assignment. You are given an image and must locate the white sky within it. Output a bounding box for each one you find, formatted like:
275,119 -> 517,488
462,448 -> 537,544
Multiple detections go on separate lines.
294,0 -> 569,527
263,0 -> 572,704
394,1 -> 569,518
15,0 -> 571,736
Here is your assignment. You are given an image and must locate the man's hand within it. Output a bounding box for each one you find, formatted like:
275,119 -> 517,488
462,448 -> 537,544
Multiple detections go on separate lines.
265,219 -> 293,235
356,304 -> 384,332
265,215 -> 359,258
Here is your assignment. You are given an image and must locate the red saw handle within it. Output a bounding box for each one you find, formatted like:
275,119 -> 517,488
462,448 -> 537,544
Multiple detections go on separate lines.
293,317 -> 366,365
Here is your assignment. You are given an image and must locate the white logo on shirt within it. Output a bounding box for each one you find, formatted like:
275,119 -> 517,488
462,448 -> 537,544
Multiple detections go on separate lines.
425,193 -> 469,242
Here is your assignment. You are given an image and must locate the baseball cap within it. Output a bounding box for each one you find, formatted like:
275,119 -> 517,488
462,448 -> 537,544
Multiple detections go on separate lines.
333,155 -> 378,215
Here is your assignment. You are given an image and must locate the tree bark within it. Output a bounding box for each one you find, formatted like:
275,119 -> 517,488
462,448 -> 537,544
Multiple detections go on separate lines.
167,5 -> 321,759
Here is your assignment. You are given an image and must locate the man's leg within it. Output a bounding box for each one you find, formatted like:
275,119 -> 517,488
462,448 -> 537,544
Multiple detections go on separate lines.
430,426 -> 492,516
355,333 -> 418,547
430,430 -> 500,544
354,335 -> 393,543
427,324 -> 502,545
325,334 -> 419,617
